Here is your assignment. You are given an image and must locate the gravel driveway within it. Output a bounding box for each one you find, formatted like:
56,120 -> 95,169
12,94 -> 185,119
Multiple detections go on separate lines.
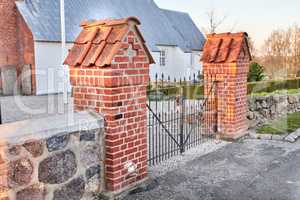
125,139 -> 300,200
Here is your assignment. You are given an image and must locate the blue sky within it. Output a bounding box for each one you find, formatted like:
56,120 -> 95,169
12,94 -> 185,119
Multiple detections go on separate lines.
155,0 -> 300,49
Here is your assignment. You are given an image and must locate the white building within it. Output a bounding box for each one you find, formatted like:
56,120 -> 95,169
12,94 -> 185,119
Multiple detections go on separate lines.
2,0 -> 205,95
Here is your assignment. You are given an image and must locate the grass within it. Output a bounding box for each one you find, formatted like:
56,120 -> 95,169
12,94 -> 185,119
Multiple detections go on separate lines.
257,112 -> 300,135
250,88 -> 300,97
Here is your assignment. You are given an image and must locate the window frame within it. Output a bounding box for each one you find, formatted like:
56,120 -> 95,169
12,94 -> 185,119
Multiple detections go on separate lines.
159,50 -> 167,66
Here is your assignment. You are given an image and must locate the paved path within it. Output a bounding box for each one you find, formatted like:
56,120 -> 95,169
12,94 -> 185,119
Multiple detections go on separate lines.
125,139 -> 300,200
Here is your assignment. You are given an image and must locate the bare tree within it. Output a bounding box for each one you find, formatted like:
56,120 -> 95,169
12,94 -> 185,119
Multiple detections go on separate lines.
204,8 -> 228,34
261,25 -> 300,78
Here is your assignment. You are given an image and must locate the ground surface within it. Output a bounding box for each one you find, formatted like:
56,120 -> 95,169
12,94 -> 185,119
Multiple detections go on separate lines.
125,139 -> 300,200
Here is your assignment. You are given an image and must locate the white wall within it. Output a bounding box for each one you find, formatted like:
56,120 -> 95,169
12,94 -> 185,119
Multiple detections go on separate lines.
34,42 -> 72,95
149,46 -> 203,81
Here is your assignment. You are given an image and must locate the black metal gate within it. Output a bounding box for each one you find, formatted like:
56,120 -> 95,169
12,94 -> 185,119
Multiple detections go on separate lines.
147,74 -> 217,166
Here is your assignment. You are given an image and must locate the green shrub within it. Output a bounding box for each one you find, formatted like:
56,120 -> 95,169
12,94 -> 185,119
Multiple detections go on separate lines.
297,70 -> 300,77
248,62 -> 265,82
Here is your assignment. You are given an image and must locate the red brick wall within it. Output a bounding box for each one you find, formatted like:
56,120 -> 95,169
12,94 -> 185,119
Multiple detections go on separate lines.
203,51 -> 250,139
0,0 -> 35,94
70,30 -> 149,192
0,0 -> 19,67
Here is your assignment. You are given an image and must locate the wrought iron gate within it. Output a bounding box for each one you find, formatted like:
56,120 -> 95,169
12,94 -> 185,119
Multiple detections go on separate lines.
147,74 -> 217,166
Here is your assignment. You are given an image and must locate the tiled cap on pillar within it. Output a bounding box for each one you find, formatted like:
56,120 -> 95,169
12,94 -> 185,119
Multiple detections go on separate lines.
202,32 -> 251,64
64,17 -> 154,67
64,17 -> 154,194
202,32 -> 252,140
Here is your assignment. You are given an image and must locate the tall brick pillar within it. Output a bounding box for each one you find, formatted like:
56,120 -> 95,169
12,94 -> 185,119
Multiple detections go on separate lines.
202,32 -> 251,140
64,17 -> 155,194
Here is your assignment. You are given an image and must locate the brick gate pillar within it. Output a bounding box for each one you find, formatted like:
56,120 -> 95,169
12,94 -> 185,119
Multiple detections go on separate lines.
202,32 -> 251,140
64,17 -> 155,194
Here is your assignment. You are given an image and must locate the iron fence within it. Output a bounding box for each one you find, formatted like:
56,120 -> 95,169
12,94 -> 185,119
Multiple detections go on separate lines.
147,73 -> 217,166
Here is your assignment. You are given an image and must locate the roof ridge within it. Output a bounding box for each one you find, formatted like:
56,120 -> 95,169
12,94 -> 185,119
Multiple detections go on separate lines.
160,8 -> 189,15
80,17 -> 141,28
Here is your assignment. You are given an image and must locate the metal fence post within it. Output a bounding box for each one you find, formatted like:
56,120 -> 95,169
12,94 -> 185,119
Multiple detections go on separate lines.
0,102 -> 2,125
179,92 -> 185,153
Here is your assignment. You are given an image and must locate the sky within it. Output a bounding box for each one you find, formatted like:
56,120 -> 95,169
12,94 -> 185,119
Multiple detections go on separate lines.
154,0 -> 300,49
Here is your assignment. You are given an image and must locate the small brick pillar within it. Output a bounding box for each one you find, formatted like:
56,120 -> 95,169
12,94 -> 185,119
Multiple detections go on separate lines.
202,32 -> 251,140
64,17 -> 155,193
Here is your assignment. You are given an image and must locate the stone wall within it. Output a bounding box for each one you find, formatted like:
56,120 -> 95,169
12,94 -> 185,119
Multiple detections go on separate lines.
247,94 -> 300,128
0,111 -> 104,200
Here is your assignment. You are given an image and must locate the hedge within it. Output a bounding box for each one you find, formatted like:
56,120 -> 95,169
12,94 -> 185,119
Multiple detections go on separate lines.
147,78 -> 300,99
247,78 -> 300,94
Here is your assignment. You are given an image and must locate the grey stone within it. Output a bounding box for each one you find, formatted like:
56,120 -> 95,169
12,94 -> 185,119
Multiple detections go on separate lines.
259,134 -> 272,140
80,145 -> 101,167
271,135 -> 285,141
8,145 -> 21,156
270,104 -> 276,114
85,175 -> 100,194
86,165 -> 101,180
277,102 -> 288,113
289,132 -> 300,140
53,177 -> 85,200
295,129 -> 300,137
273,94 -> 280,103
46,134 -> 70,152
247,111 -> 255,120
80,130 -> 97,141
21,65 -> 32,95
284,135 -> 296,143
255,101 -> 262,110
16,184 -> 46,200
288,96 -> 296,104
39,150 -> 77,184
248,99 -> 256,111
1,66 -> 18,95
23,140 -> 44,157
8,158 -> 33,187
260,109 -> 269,118
261,100 -> 269,109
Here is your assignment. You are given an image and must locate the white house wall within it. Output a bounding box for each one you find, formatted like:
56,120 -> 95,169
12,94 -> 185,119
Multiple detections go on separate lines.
34,42 -> 72,95
149,46 -> 203,81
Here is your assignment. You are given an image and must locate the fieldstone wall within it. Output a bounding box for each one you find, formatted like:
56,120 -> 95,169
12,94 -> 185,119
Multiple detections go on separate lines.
0,111 -> 104,200
247,94 -> 300,128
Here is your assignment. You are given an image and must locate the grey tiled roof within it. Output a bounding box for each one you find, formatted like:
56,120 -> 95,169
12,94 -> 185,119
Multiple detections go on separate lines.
16,0 -> 205,51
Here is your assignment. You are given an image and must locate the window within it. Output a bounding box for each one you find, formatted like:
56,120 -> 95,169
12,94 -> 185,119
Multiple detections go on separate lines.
159,50 -> 167,66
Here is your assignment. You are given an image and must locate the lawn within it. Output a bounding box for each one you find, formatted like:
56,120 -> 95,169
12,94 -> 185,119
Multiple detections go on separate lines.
257,112 -> 300,135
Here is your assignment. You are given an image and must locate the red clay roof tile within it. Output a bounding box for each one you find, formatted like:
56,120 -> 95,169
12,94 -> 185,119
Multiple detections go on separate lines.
64,17 -> 154,67
82,42 -> 106,66
202,32 -> 251,63
92,27 -> 113,44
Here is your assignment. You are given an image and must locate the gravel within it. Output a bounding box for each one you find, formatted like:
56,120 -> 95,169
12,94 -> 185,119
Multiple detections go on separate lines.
149,140 -> 229,178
